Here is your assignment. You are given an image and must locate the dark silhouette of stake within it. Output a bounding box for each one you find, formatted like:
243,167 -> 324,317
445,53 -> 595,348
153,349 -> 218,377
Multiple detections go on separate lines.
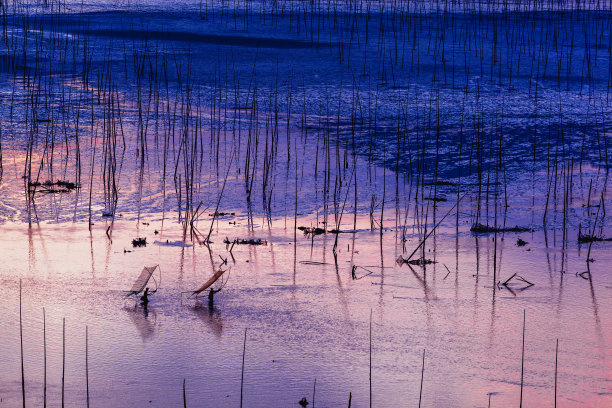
43,308 -> 46,408
183,378 -> 187,408
554,339 -> 559,408
369,309 -> 372,408
20,280 -> 25,408
587,194 -> 603,262
520,310 -> 526,408
405,194 -> 466,262
240,328 -> 247,408
86,326 -> 90,408
62,317 -> 66,408
418,349 -> 425,408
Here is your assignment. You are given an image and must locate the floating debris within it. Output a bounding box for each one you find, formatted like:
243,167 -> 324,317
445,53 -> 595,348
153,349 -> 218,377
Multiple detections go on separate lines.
408,258 -> 436,266
298,226 -> 344,235
396,256 -> 436,266
577,231 -> 612,243
470,223 -> 531,234
517,238 -> 528,246
299,260 -> 331,266
298,226 -> 326,235
424,180 -> 455,186
209,212 -> 235,217
29,179 -> 79,194
132,237 -> 147,247
502,273 -> 533,287
442,264 -> 452,280
577,271 -> 591,280
499,273 -> 534,294
351,265 -> 375,280
298,397 -> 309,407
224,237 -> 267,246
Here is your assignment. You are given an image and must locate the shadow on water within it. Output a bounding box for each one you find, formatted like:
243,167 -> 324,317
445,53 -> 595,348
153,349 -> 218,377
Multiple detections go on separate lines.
125,304 -> 158,343
192,301 -> 224,339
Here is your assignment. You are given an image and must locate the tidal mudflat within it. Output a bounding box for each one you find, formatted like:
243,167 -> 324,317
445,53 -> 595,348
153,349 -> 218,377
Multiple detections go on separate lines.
0,0 -> 610,406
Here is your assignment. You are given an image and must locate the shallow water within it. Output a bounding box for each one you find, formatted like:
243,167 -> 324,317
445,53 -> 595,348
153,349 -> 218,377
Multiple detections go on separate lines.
0,0 -> 611,407
0,216 -> 610,407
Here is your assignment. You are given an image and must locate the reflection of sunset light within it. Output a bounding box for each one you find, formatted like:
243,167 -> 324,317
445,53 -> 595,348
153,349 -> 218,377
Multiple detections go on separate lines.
0,0 -> 610,406
0,216 -> 610,406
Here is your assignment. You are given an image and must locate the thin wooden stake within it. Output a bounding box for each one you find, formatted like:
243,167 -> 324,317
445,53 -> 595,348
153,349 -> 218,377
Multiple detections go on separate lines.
43,308 -> 46,408
405,193 -> 466,262
520,310 -> 525,408
418,349 -> 425,408
62,317 -> 66,408
20,280 -> 25,408
369,309 -> 372,408
240,328 -> 247,408
312,378 -> 316,408
86,326 -> 89,408
183,378 -> 187,408
554,339 -> 558,408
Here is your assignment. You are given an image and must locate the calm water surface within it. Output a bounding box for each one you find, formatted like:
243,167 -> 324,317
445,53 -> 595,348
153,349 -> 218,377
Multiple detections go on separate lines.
0,0 -> 611,406
0,216 -> 610,407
